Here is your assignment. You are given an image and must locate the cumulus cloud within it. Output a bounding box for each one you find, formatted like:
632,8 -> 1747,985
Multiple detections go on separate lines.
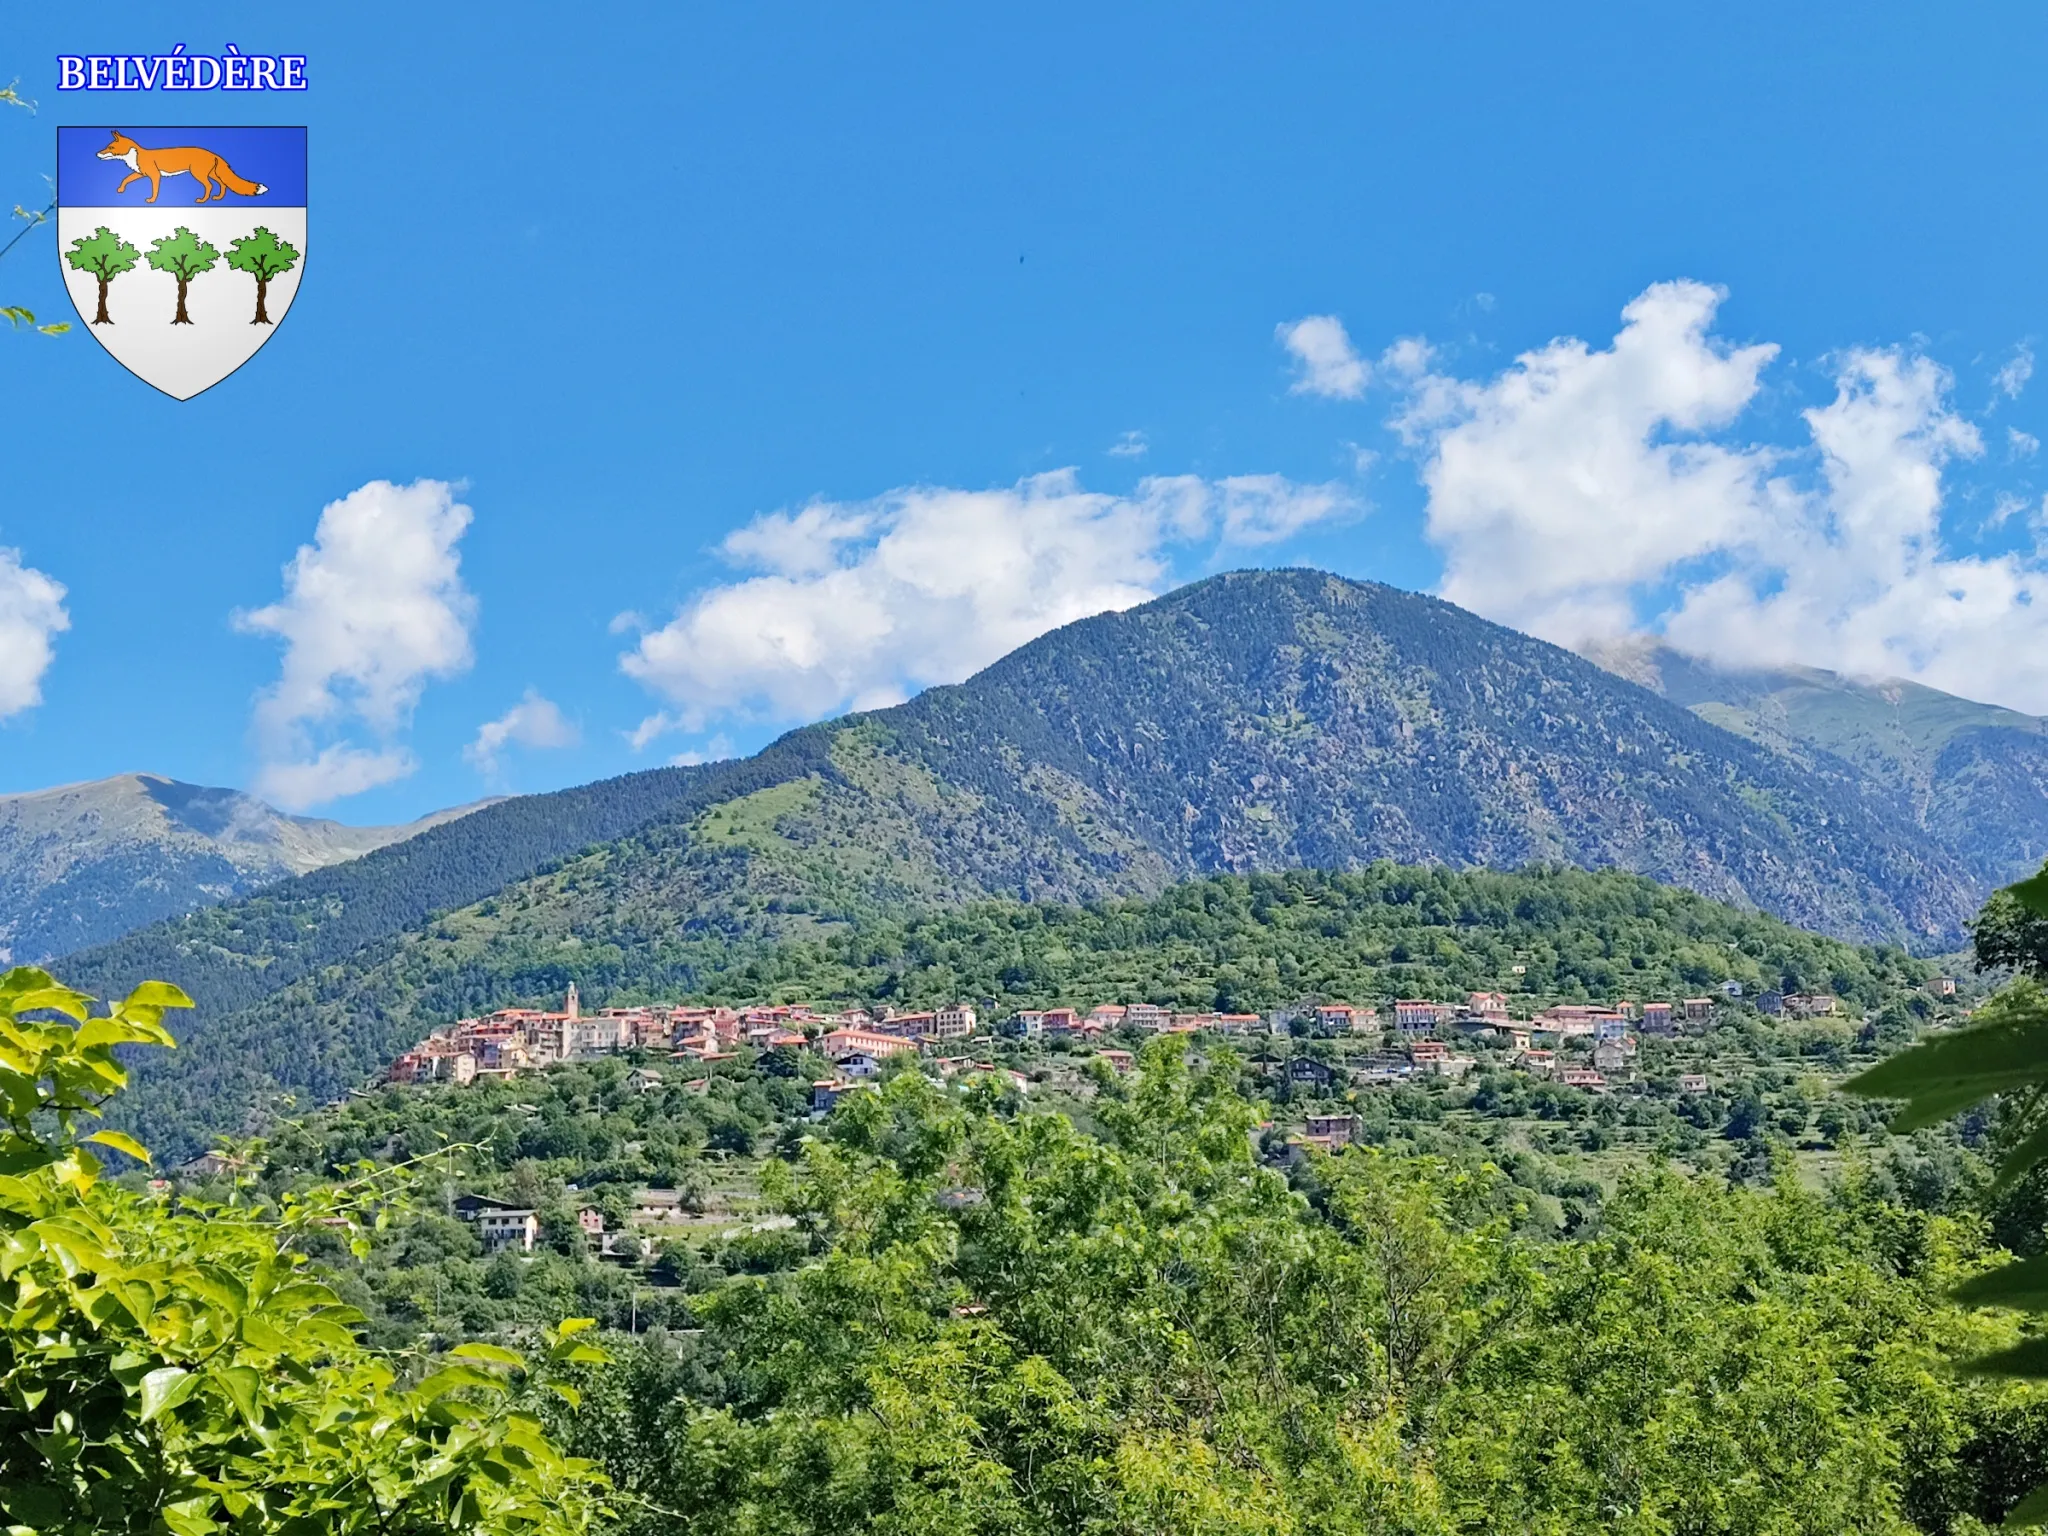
0,548 -> 68,721
237,479 -> 477,809
1390,280 -> 2048,713
620,468 -> 1356,740
1277,315 -> 1369,399
465,689 -> 578,775
1108,430 -> 1149,458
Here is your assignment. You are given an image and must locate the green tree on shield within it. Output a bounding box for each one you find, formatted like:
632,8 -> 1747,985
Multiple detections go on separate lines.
224,225 -> 299,324
62,225 -> 140,325
145,226 -> 219,325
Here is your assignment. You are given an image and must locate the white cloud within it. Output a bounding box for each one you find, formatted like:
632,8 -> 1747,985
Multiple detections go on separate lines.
2010,426 -> 2039,459
671,733 -> 735,767
1390,281 -> 2048,714
1398,280 -> 1781,643
1108,430 -> 1149,458
1998,343 -> 2034,400
620,468 -> 1356,736
255,744 -> 416,808
465,689 -> 578,775
1214,474 -> 1357,545
1277,314 -> 1369,399
0,548 -> 67,721
237,479 -> 477,809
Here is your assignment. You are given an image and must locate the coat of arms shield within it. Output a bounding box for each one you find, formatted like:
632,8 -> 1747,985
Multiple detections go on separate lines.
56,125 -> 306,399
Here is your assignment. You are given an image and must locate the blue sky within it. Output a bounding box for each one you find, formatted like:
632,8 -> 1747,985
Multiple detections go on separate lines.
4,3 -> 2048,821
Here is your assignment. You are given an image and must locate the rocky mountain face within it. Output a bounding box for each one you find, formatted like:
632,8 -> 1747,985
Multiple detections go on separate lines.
0,773 -> 487,963
53,569 -> 2008,1159
1581,638 -> 2048,892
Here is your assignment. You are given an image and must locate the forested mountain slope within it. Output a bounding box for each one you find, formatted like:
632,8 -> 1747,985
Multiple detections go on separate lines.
0,773 -> 487,964
1584,637 -> 2048,890
72,569 -> 1997,1157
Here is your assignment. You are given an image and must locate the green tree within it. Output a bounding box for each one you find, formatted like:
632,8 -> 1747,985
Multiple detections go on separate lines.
145,226 -> 218,324
63,226 -> 140,325
224,225 -> 299,324
1848,860 -> 2048,1524
0,965 -> 611,1534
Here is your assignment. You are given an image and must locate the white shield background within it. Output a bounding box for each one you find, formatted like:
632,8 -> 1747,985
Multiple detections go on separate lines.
57,206 -> 306,400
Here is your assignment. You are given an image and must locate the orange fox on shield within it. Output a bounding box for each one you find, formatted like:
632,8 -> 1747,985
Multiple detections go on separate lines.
97,131 -> 269,204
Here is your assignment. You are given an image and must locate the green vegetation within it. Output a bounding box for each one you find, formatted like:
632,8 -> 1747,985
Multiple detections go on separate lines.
1848,864 -> 2048,1523
113,863 -> 1938,1162
238,1046 -> 2048,1532
0,966 -> 606,1535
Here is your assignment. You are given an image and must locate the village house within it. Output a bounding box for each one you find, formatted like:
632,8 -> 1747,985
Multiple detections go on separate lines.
1098,1048 -> 1135,1074
1682,997 -> 1714,1021
820,1027 -> 916,1062
934,1003 -> 978,1038
1041,1007 -> 1082,1035
1559,1067 -> 1606,1089
1533,1005 -> 1613,1038
1720,979 -> 1744,998
1517,1048 -> 1556,1076
876,1010 -> 937,1039
1466,991 -> 1511,1022
1304,1113 -> 1361,1148
1928,976 -> 1958,998
453,1195 -> 539,1255
835,1053 -> 888,1079
1757,990 -> 1785,1017
1408,1039 -> 1449,1063
1393,999 -> 1454,1033
1639,1002 -> 1675,1033
577,1207 -> 605,1237
1679,1073 -> 1710,1093
811,1079 -> 861,1112
1125,1003 -> 1173,1031
1005,1010 -> 1045,1037
1288,1056 -> 1336,1087
1215,1012 -> 1266,1034
1314,1004 -> 1367,1035
1591,1039 -> 1633,1076
1086,1004 -> 1127,1030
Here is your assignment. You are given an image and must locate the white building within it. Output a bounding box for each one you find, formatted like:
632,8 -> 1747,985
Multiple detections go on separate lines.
476,1208 -> 538,1255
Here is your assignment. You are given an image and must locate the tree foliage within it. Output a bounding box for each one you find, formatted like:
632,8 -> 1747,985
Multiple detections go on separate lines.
0,965 -> 608,1535
1849,861 -> 2048,1524
539,1058 -> 2047,1534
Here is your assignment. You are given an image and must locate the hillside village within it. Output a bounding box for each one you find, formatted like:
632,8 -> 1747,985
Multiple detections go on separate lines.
385,980 -> 1904,1131
340,965 -> 1969,1262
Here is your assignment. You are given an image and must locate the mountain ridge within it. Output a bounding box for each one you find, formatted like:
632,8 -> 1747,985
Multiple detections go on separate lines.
1580,637 -> 2048,890
0,773 -> 494,965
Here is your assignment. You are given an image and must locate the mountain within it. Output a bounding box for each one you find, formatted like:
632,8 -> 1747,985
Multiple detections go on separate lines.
56,570 -> 1996,1159
1581,638 -> 2048,891
0,774 -> 494,965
